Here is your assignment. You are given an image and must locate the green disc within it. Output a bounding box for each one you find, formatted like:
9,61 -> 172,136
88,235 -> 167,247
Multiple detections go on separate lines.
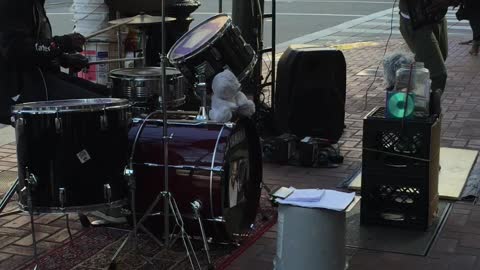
387,92 -> 415,118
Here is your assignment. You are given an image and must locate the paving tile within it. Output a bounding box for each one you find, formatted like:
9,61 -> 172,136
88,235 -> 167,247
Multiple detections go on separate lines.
0,255 -> 30,270
430,238 -> 458,255
0,252 -> 12,263
459,234 -> 480,249
34,214 -> 64,225
28,224 -> 62,235
14,231 -> 51,246
45,228 -> 78,243
3,216 -> 32,228
0,227 -> 31,238
1,244 -> 40,256
0,236 -> 21,249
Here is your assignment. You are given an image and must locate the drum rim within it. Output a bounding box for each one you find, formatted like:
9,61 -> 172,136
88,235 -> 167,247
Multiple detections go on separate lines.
12,98 -> 130,114
18,199 -> 127,214
167,13 -> 232,63
237,54 -> 258,83
109,67 -> 181,80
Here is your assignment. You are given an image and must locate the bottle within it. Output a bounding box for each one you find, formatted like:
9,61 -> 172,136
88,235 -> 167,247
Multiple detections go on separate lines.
393,62 -> 431,118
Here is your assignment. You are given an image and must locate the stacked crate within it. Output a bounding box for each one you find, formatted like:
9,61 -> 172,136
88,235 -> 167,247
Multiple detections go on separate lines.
360,107 -> 440,230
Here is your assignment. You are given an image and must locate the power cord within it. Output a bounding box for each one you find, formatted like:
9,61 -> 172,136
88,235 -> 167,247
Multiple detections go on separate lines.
363,0 -> 398,111
37,67 -> 49,101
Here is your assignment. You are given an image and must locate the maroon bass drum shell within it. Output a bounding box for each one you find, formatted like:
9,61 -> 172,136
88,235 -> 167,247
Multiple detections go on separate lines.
129,115 -> 262,237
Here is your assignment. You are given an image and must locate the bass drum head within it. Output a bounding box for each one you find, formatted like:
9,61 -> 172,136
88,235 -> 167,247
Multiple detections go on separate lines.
168,14 -> 230,62
221,118 -> 262,236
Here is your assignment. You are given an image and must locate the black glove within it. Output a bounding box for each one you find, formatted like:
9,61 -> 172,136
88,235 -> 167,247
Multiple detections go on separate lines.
59,54 -> 89,73
53,33 -> 86,54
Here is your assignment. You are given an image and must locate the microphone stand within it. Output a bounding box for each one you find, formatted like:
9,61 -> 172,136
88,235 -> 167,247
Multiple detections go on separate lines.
160,0 -> 171,247
109,3 -> 201,268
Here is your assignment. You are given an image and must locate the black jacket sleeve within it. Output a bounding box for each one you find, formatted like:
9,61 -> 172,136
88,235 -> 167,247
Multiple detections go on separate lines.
0,31 -> 63,71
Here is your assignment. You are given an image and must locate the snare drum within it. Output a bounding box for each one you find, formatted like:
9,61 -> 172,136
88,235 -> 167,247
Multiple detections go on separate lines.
129,114 -> 262,237
13,99 -> 130,212
110,67 -> 187,112
168,14 -> 257,87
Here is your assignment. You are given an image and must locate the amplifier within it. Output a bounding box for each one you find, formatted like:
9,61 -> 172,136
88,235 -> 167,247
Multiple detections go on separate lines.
275,45 -> 346,143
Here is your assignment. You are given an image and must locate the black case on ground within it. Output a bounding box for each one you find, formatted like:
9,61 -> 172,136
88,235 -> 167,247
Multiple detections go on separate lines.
275,45 -> 346,143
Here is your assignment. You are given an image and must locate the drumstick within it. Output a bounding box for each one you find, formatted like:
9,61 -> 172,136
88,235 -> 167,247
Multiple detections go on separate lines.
84,18 -> 135,40
88,57 -> 144,65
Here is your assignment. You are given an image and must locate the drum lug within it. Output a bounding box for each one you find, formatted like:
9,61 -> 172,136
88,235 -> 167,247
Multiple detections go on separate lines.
59,188 -> 66,210
210,47 -> 222,61
100,114 -> 108,131
125,112 -> 132,126
244,43 -> 255,55
224,122 -> 235,129
55,117 -> 62,134
104,184 -> 112,204
15,117 -> 25,132
232,26 -> 242,36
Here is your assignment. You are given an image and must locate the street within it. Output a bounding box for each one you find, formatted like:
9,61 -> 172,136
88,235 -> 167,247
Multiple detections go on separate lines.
193,0 -> 394,46
45,0 -> 396,47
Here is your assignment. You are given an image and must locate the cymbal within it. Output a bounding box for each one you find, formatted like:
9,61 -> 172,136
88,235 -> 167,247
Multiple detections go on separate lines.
109,14 -> 176,26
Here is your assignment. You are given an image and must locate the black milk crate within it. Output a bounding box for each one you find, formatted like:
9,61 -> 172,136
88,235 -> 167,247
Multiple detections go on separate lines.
361,107 -> 440,230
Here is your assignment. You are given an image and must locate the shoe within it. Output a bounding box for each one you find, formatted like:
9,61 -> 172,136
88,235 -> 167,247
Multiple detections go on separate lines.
469,41 -> 479,56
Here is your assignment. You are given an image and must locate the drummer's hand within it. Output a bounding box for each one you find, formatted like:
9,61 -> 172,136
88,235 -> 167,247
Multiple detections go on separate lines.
53,33 -> 86,53
426,0 -> 459,14
59,54 -> 89,73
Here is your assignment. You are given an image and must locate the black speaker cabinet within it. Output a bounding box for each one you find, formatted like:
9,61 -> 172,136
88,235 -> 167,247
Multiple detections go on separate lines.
275,45 -> 346,143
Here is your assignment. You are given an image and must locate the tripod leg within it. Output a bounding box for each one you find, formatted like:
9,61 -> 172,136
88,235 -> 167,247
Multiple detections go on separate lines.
65,214 -> 73,241
0,178 -> 19,215
109,233 -> 130,268
26,182 -> 39,267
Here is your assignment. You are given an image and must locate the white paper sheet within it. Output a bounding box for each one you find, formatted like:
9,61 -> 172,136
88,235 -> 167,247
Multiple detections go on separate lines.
277,189 -> 355,212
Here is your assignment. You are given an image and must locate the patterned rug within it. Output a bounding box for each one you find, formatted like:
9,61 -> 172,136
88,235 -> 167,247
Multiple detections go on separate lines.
21,197 -> 277,270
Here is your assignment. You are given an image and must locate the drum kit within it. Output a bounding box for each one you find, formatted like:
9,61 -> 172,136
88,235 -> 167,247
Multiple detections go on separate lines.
5,4 -> 262,270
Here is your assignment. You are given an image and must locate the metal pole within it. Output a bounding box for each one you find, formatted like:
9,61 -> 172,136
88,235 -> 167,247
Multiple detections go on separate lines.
160,0 -> 170,247
219,0 -> 223,13
232,0 -> 264,95
271,0 -> 277,113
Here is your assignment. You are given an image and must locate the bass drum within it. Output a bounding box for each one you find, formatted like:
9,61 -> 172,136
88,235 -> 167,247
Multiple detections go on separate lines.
129,115 -> 262,238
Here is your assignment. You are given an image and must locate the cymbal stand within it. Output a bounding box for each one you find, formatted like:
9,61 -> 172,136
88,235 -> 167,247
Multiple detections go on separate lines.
195,73 -> 208,121
110,1 -> 203,268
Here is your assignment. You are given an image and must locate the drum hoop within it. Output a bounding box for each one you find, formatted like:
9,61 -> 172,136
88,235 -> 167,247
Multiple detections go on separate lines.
12,98 -> 130,114
168,13 -> 232,64
237,54 -> 258,83
109,67 -> 181,80
18,199 -> 127,214
132,117 -> 235,127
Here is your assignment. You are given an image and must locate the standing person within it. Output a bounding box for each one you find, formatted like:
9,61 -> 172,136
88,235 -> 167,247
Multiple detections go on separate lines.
398,0 -> 460,94
465,0 -> 480,55
0,0 -> 108,125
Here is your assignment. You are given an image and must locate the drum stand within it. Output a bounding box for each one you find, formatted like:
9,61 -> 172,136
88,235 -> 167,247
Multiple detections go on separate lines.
23,169 -> 39,268
0,178 -> 22,218
195,73 -> 209,121
109,2 -> 207,269
20,168 -> 76,270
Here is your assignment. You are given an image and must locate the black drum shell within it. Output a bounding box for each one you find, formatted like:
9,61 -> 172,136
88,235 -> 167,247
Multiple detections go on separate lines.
15,102 -> 130,212
168,15 -> 257,88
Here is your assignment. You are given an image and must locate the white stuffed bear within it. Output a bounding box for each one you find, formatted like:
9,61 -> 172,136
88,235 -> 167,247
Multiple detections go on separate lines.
209,69 -> 256,122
